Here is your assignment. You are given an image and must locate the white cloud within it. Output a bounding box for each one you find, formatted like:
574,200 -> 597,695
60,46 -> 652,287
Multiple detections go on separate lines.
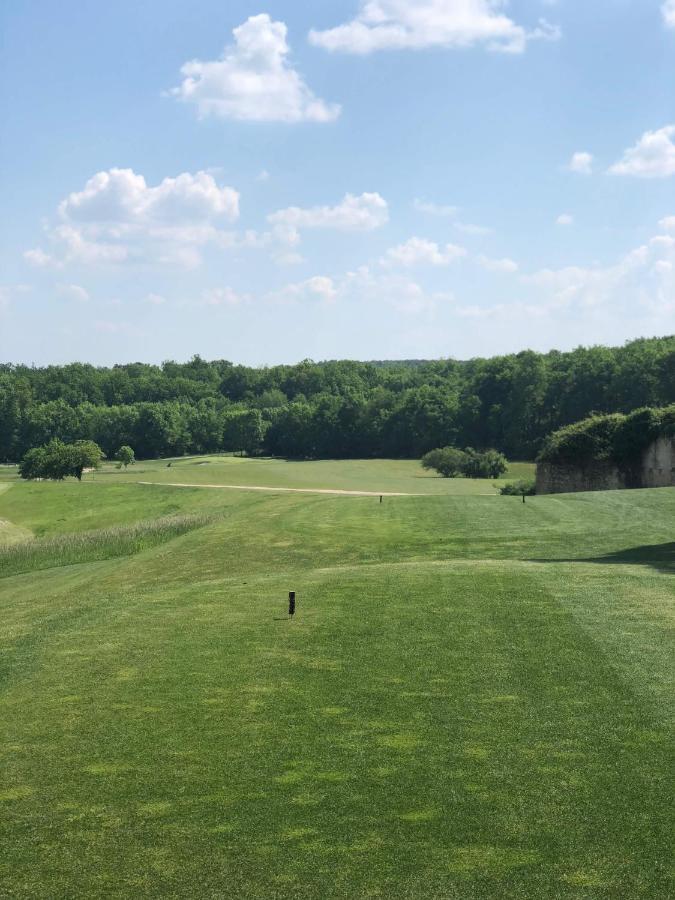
477,255 -> 518,273
413,199 -> 492,235
381,236 -> 466,267
25,168 -> 243,268
59,168 -> 239,225
568,151 -> 593,175
556,213 -> 574,226
609,125 -> 675,178
658,215 -> 675,230
24,248 -> 54,268
523,223 -> 675,313
270,275 -> 338,304
202,287 -> 248,306
663,0 -> 675,28
268,192 -> 388,244
413,199 -> 458,217
454,221 -> 493,236
309,0 -> 560,55
170,14 -> 340,123
256,169 -> 271,182
57,283 -> 89,302
145,293 -> 167,305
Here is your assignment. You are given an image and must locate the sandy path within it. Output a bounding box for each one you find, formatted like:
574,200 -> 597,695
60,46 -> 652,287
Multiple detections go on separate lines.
137,481 -> 418,497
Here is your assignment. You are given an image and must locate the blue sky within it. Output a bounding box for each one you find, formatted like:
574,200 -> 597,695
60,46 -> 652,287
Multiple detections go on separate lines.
1,0 -> 675,365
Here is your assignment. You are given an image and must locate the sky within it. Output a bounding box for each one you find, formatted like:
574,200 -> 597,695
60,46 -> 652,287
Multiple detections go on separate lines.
1,0 -> 675,366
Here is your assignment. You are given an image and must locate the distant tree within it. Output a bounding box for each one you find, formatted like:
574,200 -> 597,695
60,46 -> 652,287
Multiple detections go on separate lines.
422,446 -> 507,479
18,445 -> 49,480
19,439 -> 103,481
461,448 -> 508,479
66,440 -> 104,480
222,409 -> 265,456
116,445 -> 135,468
421,447 -> 467,478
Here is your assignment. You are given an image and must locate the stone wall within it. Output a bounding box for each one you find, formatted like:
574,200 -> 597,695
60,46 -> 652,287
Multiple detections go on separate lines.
642,436 -> 675,488
536,460 -> 625,495
537,436 -> 675,494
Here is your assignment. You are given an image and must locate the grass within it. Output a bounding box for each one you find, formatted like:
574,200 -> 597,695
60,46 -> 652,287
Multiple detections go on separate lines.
19,454 -> 535,495
0,463 -> 672,898
0,514 -> 214,578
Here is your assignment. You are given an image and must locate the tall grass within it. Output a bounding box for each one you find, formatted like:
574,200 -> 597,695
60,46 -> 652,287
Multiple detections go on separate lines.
0,514 -> 214,578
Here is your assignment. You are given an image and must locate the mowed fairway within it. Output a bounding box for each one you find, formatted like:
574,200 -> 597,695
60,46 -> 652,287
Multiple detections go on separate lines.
0,464 -> 673,898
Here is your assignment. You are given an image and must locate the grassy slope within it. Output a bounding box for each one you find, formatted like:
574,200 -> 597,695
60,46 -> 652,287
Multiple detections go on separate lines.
0,472 -> 672,899
4,455 -> 534,495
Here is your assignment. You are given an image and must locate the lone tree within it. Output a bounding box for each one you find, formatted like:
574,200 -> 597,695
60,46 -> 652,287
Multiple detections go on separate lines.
19,439 -> 104,481
116,445 -> 135,469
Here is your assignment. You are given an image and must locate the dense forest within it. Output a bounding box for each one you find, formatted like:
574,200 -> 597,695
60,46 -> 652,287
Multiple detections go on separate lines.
1,336 -> 673,463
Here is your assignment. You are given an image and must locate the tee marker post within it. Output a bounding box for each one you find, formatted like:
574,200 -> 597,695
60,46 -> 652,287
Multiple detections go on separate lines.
288,591 -> 296,618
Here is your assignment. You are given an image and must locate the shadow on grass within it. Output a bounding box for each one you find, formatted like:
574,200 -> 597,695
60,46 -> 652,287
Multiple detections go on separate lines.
530,542 -> 675,575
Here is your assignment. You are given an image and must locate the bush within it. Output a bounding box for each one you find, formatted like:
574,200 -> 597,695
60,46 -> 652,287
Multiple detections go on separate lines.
421,446 -> 508,479
421,447 -> 467,478
116,445 -> 135,469
500,478 -> 536,496
462,448 -> 508,479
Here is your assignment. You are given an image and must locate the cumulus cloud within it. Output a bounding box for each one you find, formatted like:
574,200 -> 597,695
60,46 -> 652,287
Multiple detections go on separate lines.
556,213 -> 574,226
381,237 -> 466,267
567,151 -> 593,175
25,168 -> 243,268
659,215 -> 675,230
663,0 -> 675,28
170,14 -> 340,123
270,275 -> 338,304
268,192 -> 388,244
609,125 -> 675,178
57,283 -> 89,302
202,287 -> 249,306
522,222 -> 675,314
413,199 -> 458,217
477,255 -> 518,273
413,199 -> 492,235
59,168 -> 239,225
309,0 -> 560,55
145,293 -> 167,305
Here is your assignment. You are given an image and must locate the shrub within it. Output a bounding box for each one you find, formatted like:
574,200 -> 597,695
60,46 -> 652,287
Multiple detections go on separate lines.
500,478 -> 536,496
421,446 -> 508,479
116,445 -> 135,469
462,448 -> 508,479
421,447 -> 467,478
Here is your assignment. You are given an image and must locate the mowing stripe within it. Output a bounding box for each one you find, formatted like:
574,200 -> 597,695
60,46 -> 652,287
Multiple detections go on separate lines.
137,481 -> 419,497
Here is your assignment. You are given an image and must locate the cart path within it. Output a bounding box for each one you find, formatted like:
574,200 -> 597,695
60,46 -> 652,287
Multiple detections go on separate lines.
137,481 -> 419,497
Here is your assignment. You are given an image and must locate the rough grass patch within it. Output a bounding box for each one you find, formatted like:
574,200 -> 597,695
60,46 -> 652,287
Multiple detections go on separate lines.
0,513 -> 215,578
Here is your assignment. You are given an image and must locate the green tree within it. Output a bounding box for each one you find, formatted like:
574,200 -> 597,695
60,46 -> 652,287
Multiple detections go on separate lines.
19,439 -> 103,481
116,445 -> 135,468
421,447 -> 468,478
461,448 -> 508,479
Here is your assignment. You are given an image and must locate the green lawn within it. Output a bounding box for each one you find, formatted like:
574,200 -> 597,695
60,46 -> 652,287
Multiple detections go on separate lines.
0,465 -> 672,898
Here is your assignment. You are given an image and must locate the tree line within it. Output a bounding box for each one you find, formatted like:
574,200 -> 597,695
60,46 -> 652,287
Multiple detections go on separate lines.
0,336 -> 673,462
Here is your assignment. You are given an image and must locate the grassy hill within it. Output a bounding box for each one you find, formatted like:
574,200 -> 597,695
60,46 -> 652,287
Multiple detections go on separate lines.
0,459 -> 672,898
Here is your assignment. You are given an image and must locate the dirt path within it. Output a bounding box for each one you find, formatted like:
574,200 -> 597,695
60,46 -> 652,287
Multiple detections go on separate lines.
137,481 -> 418,497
